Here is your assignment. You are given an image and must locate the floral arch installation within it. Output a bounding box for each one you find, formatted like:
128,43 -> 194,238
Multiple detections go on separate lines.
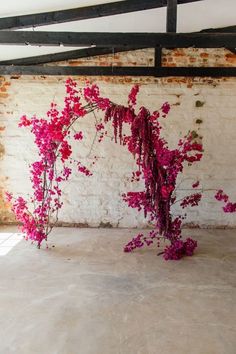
6,78 -> 208,261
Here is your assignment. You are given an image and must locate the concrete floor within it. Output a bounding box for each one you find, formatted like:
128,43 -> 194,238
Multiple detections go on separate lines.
0,227 -> 235,354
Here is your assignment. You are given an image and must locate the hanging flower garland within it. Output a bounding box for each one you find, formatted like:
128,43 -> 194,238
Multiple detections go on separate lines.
6,79 -> 204,260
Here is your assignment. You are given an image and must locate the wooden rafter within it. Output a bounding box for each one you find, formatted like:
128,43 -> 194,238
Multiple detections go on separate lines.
0,25 -> 235,66
200,25 -> 236,53
0,0 -> 202,30
0,66 -> 236,77
201,25 -> 236,33
154,46 -> 162,67
166,0 -> 177,32
0,46 -> 147,66
0,31 -> 235,48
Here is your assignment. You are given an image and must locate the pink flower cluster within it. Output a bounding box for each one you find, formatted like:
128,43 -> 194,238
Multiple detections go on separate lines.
128,85 -> 139,107
124,233 -> 156,253
215,190 -> 236,213
163,238 -> 198,260
180,193 -> 202,209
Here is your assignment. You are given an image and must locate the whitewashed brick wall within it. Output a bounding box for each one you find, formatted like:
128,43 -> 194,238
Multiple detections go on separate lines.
1,48 -> 236,227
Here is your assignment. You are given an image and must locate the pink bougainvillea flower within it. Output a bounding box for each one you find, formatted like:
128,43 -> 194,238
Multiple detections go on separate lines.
95,123 -> 104,132
163,238 -> 197,260
192,181 -> 200,188
18,115 -> 31,127
180,193 -> 202,209
215,190 -> 236,214
74,131 -> 83,140
215,190 -> 229,203
161,102 -> 170,116
5,192 -> 13,202
128,85 -> 139,107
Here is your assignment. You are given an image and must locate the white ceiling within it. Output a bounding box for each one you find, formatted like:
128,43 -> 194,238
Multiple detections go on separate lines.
0,0 -> 235,61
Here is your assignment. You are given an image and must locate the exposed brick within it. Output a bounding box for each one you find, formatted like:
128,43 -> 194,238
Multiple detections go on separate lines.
0,142 -> 4,159
0,189 -> 14,223
225,53 -> 236,59
200,53 -> 209,58
0,93 -> 9,99
225,56 -> 236,64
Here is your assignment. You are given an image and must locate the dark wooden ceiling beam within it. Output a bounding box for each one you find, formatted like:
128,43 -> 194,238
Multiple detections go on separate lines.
1,25 -> 236,66
154,46 -> 162,67
0,31 -> 235,48
166,0 -> 177,32
201,25 -> 236,33
0,65 -> 236,77
0,0 -> 202,30
200,26 -> 236,53
0,46 -> 147,65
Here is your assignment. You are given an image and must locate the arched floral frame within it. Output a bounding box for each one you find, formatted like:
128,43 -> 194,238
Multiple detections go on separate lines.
6,78 -> 208,260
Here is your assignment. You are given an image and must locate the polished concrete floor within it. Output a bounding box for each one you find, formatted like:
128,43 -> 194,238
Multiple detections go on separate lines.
0,226 -> 235,354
